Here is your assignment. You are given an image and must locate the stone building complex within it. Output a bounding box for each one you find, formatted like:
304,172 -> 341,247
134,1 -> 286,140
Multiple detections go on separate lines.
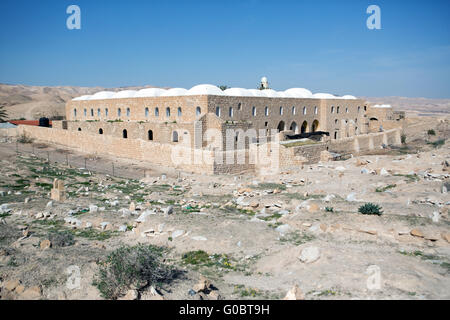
17,81 -> 405,174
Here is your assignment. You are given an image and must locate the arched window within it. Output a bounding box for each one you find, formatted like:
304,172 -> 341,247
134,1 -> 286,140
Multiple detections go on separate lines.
358,106 -> 361,113
229,107 -> 233,117
346,107 -> 349,113
145,107 -> 149,117
97,108 -> 101,117
312,120 -> 319,132
334,131 -> 338,139
172,131 -> 178,142
105,108 -> 109,116
364,106 -> 367,111
196,106 -> 201,116
303,106 -> 307,115
126,108 -> 131,117
277,121 -> 285,132
314,106 -> 318,115
90,109 -> 94,117
84,109 -> 87,116
123,129 -> 128,139
78,128 -> 81,131
279,106 -> 283,115
178,107 -> 182,117
265,106 -> 269,116
166,107 -> 170,117
335,119 -> 338,125
73,109 -> 77,118
337,106 -> 340,114
292,106 -> 296,115
331,106 -> 334,113
252,106 -> 256,116
237,103 -> 242,111
99,128 -> 103,135
118,108 -> 121,117
155,107 -> 159,117
148,130 -> 153,141
215,107 -> 221,117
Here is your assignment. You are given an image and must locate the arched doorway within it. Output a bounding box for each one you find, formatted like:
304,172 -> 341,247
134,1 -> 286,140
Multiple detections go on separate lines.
301,121 -> 308,134
290,121 -> 298,134
312,120 -> 319,132
123,129 -> 128,139
99,128 -> 103,135
277,121 -> 285,132
148,130 -> 153,141
172,131 -> 178,142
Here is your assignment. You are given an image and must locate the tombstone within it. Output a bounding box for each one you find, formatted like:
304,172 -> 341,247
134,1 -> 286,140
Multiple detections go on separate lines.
50,179 -> 66,201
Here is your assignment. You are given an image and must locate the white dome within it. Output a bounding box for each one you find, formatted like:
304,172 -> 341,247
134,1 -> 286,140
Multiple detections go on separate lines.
88,91 -> 115,100
283,88 -> 313,98
261,89 -> 281,97
72,95 -> 91,101
247,89 -> 265,97
134,88 -> 166,97
224,88 -> 250,97
160,88 -> 188,96
312,93 -> 336,99
113,90 -> 137,99
187,84 -> 224,96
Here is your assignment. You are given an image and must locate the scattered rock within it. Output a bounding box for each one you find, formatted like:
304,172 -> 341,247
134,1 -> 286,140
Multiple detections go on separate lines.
40,239 -> 52,250
164,205 -> 174,215
298,246 -> 321,264
20,286 -> 42,300
283,284 -> 305,300
119,289 -> 139,300
193,276 -> 212,293
4,279 -> 21,291
410,229 -> 424,238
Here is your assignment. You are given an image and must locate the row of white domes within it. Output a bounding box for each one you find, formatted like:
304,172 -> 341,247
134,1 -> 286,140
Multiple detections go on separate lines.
73,84 -> 357,101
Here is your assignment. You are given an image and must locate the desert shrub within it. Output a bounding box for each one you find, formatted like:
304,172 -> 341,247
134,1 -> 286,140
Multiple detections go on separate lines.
427,129 -> 436,136
17,133 -> 33,144
358,203 -> 383,216
325,207 -> 334,212
47,230 -> 75,247
92,244 -> 178,300
401,134 -> 407,144
429,139 -> 445,148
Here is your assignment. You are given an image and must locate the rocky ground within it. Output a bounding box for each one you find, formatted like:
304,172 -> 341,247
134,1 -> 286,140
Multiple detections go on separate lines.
0,119 -> 449,300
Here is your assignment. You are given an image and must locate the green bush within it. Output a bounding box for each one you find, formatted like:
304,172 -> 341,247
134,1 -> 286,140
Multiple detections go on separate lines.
325,207 -> 334,212
93,244 -> 179,300
427,129 -> 436,136
358,203 -> 383,216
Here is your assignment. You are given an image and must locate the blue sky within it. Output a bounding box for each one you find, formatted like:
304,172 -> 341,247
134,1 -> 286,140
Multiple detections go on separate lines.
0,0 -> 449,98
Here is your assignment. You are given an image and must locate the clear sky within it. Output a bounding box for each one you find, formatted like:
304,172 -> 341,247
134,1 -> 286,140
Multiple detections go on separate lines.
0,0 -> 449,98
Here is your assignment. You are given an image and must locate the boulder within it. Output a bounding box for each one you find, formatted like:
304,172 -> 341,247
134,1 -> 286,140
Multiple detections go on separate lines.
298,246 -> 321,264
4,279 -> 21,292
193,276 -> 212,293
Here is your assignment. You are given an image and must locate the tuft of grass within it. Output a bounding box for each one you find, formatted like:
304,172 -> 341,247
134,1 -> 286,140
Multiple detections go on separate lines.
375,184 -> 396,193
358,203 -> 383,216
